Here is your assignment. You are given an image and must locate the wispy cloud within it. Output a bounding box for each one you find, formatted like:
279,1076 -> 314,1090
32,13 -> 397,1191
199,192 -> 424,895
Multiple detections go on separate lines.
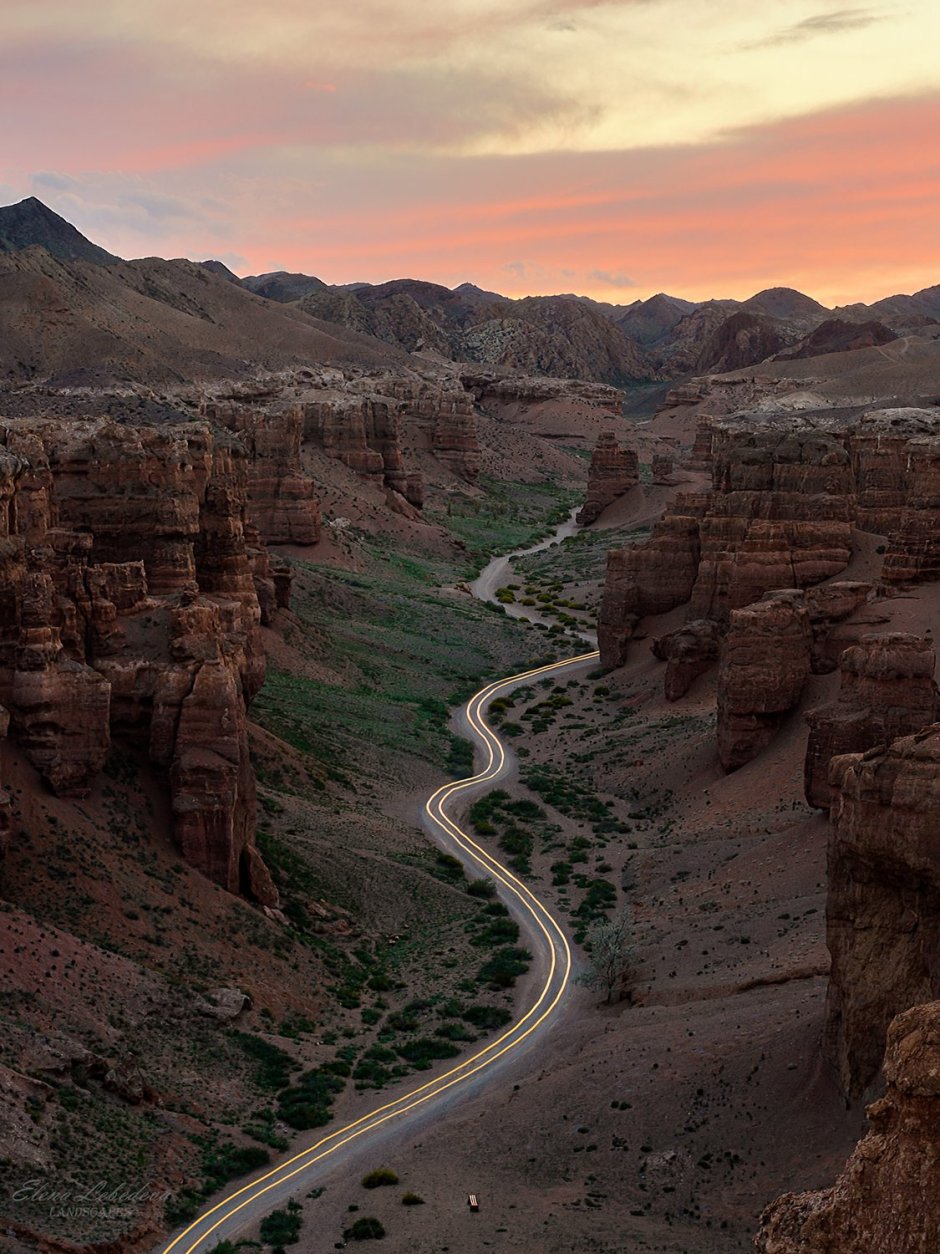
746,7 -> 884,49
588,268 -> 638,289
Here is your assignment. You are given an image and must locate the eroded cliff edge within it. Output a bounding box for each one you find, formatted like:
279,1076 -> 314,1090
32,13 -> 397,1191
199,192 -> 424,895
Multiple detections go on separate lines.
0,418 -> 283,904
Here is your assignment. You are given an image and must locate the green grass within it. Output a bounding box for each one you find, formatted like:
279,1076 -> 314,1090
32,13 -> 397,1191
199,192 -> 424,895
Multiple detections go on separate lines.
428,478 -> 582,573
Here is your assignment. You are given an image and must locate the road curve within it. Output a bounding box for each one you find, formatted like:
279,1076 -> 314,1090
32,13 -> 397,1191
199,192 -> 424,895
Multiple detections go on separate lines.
158,647 -> 600,1254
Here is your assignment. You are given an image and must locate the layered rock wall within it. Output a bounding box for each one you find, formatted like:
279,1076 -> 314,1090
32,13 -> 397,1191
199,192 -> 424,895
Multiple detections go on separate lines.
805,634 -> 938,809
689,428 -> 854,623
599,410 -> 940,663
202,401 -> 322,545
758,1001 -> 940,1253
598,493 -> 709,668
717,590 -> 812,771
0,417 -> 283,905
577,432 -> 638,524
825,727 -> 940,1097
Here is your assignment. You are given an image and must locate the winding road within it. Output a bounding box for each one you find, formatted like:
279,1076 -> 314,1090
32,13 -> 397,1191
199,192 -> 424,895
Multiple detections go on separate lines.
159,522 -> 599,1253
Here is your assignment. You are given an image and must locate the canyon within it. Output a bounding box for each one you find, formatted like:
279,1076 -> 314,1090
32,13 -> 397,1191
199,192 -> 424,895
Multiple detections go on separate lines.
3,197 -> 940,1252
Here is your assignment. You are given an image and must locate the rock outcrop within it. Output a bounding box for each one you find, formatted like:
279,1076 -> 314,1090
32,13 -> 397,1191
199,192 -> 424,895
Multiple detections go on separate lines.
0,417 -> 285,904
598,493 -> 710,668
689,427 -> 854,624
651,619 -> 720,701
805,635 -> 938,809
597,410 -> 940,663
717,590 -> 812,771
825,726 -> 940,1097
757,1000 -> 940,1253
577,432 -> 638,524
0,703 -> 11,856
202,401 -> 322,544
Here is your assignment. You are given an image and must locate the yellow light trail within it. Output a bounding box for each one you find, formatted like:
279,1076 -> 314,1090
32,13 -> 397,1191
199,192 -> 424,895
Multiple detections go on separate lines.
160,648 -> 600,1254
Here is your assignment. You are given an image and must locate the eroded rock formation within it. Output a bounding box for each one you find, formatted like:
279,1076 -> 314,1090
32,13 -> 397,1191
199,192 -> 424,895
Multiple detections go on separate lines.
758,1000 -> 940,1253
202,401 -> 321,544
690,427 -> 854,623
0,417 -> 285,904
577,432 -> 638,524
805,634 -> 938,809
717,590 -> 812,771
598,409 -> 940,662
598,493 -> 709,668
651,619 -> 720,701
825,726 -> 940,1097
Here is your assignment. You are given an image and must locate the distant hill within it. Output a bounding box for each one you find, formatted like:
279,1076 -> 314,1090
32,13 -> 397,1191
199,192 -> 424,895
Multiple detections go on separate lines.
0,196 -> 120,266
1,197 -> 938,387
0,247 -> 403,386
241,271 -> 330,302
740,286 -> 828,320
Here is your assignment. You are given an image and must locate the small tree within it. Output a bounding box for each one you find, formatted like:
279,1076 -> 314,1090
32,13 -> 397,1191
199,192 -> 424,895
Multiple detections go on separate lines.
576,907 -> 634,1004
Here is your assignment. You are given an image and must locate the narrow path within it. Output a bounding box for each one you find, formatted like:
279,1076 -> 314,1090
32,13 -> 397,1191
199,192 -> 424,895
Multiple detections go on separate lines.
158,649 -> 599,1253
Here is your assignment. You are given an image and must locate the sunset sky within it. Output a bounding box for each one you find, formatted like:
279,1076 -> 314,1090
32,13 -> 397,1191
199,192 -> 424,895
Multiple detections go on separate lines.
2,0 -> 939,304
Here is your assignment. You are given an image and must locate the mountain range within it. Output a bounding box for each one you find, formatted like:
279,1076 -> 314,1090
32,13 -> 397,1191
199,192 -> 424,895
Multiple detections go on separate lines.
2,195 -> 939,388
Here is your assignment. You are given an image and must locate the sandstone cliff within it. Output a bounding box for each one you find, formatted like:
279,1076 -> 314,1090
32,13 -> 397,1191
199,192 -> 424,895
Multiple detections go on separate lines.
716,590 -> 812,771
201,400 -> 322,544
0,418 -> 284,905
598,409 -> 940,662
577,432 -> 639,524
825,726 -> 940,1098
757,1000 -> 940,1253
598,492 -> 710,668
805,634 -> 938,809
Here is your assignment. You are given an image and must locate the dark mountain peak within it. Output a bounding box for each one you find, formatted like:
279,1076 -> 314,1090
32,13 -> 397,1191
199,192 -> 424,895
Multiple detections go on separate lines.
241,271 -> 329,302
199,259 -> 243,285
741,286 -> 828,319
453,281 -> 506,302
0,196 -> 120,265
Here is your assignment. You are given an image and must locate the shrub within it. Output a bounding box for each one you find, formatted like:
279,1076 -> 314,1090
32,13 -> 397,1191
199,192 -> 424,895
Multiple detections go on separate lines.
259,1200 -> 303,1245
467,878 -> 496,898
362,1168 -> 399,1189
395,1037 -> 460,1067
344,1216 -> 386,1240
477,946 -> 532,989
462,1004 -> 512,1030
401,1192 -> 425,1206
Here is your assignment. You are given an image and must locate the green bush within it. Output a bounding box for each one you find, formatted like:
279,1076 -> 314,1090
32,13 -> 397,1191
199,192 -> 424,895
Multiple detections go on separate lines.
362,1168 -> 399,1189
401,1192 -> 425,1206
477,946 -> 532,989
462,1004 -> 512,1030
395,1037 -> 460,1067
344,1216 -> 386,1240
259,1200 -> 303,1245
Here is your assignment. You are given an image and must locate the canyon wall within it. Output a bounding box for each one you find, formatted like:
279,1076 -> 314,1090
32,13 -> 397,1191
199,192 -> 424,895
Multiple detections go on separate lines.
805,634 -> 938,809
716,590 -> 812,771
824,727 -> 940,1099
758,1000 -> 940,1253
0,418 -> 287,905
